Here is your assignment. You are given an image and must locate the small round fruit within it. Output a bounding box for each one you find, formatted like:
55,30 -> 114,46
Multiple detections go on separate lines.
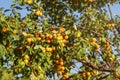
111,23 -> 115,27
99,38 -> 102,42
109,57 -> 114,61
37,37 -> 42,41
24,54 -> 29,60
21,22 -> 27,27
59,27 -> 65,33
48,34 -> 53,39
92,70 -> 97,75
63,74 -> 69,78
84,56 -> 88,61
88,0 -> 93,3
57,65 -> 63,71
24,59 -> 29,64
62,39 -> 67,43
53,33 -> 57,37
52,47 -> 56,51
14,68 -> 19,73
45,48 -> 49,52
59,61 -> 64,66
46,47 -> 52,52
40,34 -> 44,38
57,35 -> 63,40
60,43 -> 65,47
82,72 -> 86,78
42,49 -> 46,53
22,31 -> 27,36
1,28 -> 8,32
27,38 -> 34,44
13,30 -> 17,36
76,31 -> 81,38
56,60 -> 59,64
6,45 -> 12,50
91,38 -> 96,42
86,72 -> 91,77
35,10 -> 42,16
64,35 -> 69,39
95,44 -> 100,49
49,48 -> 52,52
57,71 -> 61,77
46,39 -> 51,43
61,66 -> 65,71
61,77 -> 66,80
105,42 -> 110,48
27,33 -> 31,37
59,58 -> 63,62
27,0 -> 32,5
46,34 -> 49,38
20,61 -> 25,66
38,66 -> 43,73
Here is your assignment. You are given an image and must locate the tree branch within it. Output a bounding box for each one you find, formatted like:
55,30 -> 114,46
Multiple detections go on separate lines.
107,4 -> 113,20
79,59 -> 115,72
97,74 -> 109,80
97,51 -> 111,68
68,59 -> 115,80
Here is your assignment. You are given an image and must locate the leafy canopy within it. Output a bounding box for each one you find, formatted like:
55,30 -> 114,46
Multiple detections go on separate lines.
0,0 -> 120,80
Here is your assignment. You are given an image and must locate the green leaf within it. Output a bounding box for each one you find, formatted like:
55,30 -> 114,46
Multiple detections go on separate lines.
4,9 -> 11,13
106,76 -> 114,80
30,72 -> 37,80
2,40 -> 6,45
34,45 -> 43,50
10,4 -> 16,9
14,6 -> 22,10
0,44 -> 7,57
65,30 -> 71,35
73,25 -> 77,30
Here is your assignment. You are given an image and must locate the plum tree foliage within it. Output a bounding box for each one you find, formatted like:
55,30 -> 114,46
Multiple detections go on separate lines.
0,0 -> 120,80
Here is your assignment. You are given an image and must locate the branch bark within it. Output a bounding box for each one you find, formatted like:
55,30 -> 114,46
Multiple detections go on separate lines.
97,74 -> 109,80
107,4 -> 113,20
79,59 -> 115,72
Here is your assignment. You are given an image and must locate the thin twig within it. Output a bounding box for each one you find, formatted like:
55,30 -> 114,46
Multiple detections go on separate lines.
107,4 -> 113,20
97,74 -> 109,80
68,59 -> 115,80
79,59 -> 115,72
98,51 -> 111,68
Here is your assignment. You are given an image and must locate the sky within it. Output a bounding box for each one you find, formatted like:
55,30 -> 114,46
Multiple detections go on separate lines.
0,0 -> 120,16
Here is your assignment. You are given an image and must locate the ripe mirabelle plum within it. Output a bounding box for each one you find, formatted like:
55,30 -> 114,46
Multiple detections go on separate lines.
24,54 -> 30,60
62,73 -> 69,80
35,10 -> 42,16
1,28 -> 8,32
88,0 -> 93,3
20,61 -> 25,66
24,59 -> 29,64
91,38 -> 96,42
63,35 -> 69,39
27,0 -> 33,5
26,37 -> 34,44
86,72 -> 91,77
59,27 -> 65,33
76,31 -> 81,38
